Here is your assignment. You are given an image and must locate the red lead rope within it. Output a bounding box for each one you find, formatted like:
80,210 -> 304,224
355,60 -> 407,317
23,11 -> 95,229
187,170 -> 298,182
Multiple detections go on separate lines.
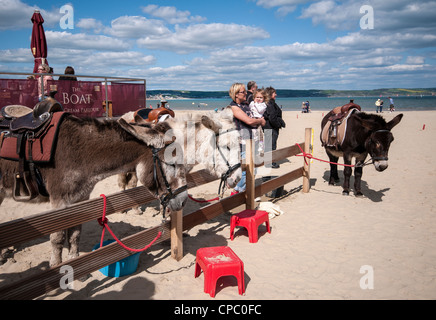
295,143 -> 355,168
98,194 -> 162,252
188,194 -> 220,203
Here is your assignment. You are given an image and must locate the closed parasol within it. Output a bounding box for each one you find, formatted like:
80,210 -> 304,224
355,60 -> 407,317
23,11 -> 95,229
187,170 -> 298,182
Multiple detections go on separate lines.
31,10 -> 49,73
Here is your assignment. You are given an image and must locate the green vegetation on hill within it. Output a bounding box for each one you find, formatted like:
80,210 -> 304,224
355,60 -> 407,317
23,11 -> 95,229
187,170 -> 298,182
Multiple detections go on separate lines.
147,88 -> 436,99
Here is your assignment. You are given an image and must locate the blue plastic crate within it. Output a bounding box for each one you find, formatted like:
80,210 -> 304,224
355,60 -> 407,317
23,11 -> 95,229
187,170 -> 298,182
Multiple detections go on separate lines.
93,240 -> 141,277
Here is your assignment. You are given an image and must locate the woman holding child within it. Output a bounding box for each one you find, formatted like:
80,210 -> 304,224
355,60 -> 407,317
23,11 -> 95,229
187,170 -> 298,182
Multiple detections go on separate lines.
228,83 -> 265,195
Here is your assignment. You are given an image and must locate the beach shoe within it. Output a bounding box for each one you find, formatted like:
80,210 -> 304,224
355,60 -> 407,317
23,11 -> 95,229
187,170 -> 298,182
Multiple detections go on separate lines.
230,190 -> 239,196
255,197 -> 262,202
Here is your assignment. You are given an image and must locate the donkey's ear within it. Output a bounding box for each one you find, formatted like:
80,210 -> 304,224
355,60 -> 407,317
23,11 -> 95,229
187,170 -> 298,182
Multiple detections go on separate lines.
201,115 -> 222,134
118,118 -> 165,148
133,113 -> 148,124
386,114 -> 403,131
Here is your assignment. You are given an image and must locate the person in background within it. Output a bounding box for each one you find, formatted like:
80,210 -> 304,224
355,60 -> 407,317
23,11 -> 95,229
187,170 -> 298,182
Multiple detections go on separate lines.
389,97 -> 395,112
58,66 -> 77,81
375,99 -> 381,113
228,83 -> 265,195
263,86 -> 286,169
375,98 -> 384,113
301,100 -> 310,113
246,81 -> 258,104
37,64 -> 53,101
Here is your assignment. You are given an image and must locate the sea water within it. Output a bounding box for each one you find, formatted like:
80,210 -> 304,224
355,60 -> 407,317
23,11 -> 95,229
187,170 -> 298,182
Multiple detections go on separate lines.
147,96 -> 436,112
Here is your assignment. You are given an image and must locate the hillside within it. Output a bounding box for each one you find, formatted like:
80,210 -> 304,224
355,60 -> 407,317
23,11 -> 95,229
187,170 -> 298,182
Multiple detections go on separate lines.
147,88 -> 436,99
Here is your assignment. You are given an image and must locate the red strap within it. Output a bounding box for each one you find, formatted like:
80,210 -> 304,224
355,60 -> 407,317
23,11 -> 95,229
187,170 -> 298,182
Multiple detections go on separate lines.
98,194 -> 162,252
295,143 -> 355,168
188,194 -> 219,203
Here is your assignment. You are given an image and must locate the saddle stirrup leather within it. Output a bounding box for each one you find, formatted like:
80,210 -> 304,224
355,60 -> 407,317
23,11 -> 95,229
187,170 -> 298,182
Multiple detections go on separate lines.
12,133 -> 39,201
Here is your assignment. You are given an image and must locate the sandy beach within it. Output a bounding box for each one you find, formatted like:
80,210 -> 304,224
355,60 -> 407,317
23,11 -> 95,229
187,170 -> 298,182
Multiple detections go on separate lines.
0,110 -> 435,300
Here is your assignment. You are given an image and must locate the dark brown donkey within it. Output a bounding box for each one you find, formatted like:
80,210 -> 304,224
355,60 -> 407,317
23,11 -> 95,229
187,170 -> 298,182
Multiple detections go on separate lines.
0,112 -> 188,266
321,108 -> 403,196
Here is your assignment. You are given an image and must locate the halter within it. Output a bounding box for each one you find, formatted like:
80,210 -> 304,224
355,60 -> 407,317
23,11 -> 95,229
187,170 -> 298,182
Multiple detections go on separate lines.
214,129 -> 241,196
152,143 -> 187,220
368,129 -> 391,163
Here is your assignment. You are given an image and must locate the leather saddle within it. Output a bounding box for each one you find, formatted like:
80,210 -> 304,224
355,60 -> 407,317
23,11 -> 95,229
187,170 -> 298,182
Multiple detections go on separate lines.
322,103 -> 361,148
328,103 -> 361,122
131,105 -> 175,124
0,97 -> 64,201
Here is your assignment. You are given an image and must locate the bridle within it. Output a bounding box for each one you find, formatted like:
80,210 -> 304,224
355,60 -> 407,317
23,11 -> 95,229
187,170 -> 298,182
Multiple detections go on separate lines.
152,142 -> 187,220
367,129 -> 391,163
214,128 -> 241,196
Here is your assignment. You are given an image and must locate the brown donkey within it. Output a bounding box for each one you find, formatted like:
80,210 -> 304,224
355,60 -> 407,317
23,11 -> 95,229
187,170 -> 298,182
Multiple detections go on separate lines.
0,114 -> 188,266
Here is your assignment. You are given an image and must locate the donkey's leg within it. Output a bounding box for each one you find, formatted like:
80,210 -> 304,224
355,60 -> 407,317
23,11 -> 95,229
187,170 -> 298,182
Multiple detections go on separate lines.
354,156 -> 366,197
327,153 -> 340,185
123,172 -> 142,215
67,225 -> 82,261
0,248 -> 8,265
50,230 -> 66,267
0,187 -> 5,206
117,173 -> 129,190
342,154 -> 353,195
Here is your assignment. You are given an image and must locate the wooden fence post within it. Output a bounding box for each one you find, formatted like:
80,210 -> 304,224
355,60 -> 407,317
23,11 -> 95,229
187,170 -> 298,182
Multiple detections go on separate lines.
171,209 -> 183,261
303,128 -> 312,193
245,139 -> 255,210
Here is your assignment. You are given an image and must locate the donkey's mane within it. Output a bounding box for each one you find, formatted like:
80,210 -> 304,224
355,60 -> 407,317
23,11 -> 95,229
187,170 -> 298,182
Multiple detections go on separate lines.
355,112 -> 387,124
169,107 -> 235,126
355,112 -> 388,129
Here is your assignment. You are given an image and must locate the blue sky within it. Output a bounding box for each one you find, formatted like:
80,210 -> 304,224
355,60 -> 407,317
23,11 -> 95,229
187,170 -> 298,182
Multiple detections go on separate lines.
0,0 -> 435,90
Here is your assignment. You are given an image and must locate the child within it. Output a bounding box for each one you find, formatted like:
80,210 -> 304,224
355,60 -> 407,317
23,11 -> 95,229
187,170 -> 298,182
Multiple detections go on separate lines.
249,89 -> 267,155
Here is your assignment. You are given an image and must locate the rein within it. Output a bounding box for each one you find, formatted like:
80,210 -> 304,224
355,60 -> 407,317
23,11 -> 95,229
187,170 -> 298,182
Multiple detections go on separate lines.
215,129 -> 241,197
152,142 -> 188,220
187,128 -> 241,203
296,143 -> 372,168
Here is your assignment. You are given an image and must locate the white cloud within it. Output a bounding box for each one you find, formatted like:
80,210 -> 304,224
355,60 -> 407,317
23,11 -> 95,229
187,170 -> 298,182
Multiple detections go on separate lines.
300,0 -> 361,30
0,0 -> 62,30
406,56 -> 425,65
45,30 -> 130,51
142,4 -> 206,24
109,16 -> 170,39
0,48 -> 32,62
81,51 -> 155,67
76,18 -> 106,34
254,0 -> 312,16
300,0 -> 436,35
138,23 -> 269,54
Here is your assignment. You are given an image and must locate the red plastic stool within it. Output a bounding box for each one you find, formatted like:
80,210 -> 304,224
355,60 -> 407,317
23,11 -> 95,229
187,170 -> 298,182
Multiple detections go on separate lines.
195,246 -> 245,297
230,210 -> 271,243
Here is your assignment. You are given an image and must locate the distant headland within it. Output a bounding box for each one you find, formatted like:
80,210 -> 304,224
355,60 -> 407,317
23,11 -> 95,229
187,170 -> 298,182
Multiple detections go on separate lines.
147,88 -> 436,100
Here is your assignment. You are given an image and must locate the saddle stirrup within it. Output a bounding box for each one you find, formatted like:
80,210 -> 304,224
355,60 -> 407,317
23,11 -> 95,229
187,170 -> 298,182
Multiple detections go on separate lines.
13,171 -> 39,202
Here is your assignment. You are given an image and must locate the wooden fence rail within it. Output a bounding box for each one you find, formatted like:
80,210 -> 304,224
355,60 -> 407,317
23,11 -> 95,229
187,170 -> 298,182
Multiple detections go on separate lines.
0,129 -> 312,300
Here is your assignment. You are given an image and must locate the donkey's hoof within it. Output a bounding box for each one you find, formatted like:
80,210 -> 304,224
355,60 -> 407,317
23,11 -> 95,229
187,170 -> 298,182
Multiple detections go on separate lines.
342,190 -> 349,196
355,191 -> 364,197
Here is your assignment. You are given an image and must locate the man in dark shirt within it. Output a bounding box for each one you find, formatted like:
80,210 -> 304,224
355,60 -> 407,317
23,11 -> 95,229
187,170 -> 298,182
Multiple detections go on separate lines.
264,87 -> 286,168
246,81 -> 258,104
